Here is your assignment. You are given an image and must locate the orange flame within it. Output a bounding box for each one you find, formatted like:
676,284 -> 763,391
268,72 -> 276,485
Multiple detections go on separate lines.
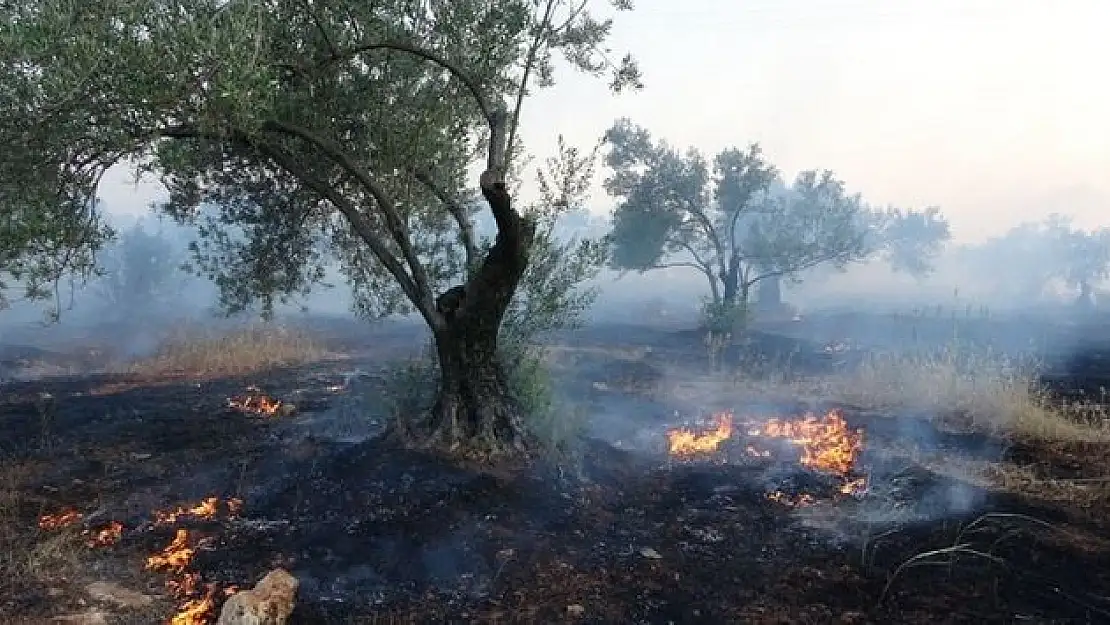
751,410 -> 863,476
154,497 -> 235,526
146,529 -> 195,574
666,413 -> 734,456
169,583 -> 217,625
38,509 -> 82,530
166,572 -> 201,599
227,386 -> 284,416
85,521 -> 124,547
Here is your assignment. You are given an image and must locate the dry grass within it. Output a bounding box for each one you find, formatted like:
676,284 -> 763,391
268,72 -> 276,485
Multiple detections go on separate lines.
0,460 -> 86,608
122,323 -> 336,379
821,347 -> 1110,442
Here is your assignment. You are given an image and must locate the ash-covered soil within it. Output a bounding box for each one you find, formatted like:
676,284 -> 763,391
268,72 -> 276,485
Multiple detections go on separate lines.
2,321 -> 1110,624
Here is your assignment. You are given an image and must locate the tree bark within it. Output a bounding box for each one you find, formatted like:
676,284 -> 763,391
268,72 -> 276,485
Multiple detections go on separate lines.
756,275 -> 783,312
388,172 -> 537,459
721,255 -> 741,304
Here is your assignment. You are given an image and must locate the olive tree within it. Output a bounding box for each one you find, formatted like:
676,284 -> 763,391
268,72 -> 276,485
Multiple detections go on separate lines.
93,220 -> 187,320
603,118 -> 949,330
1,0 -> 641,458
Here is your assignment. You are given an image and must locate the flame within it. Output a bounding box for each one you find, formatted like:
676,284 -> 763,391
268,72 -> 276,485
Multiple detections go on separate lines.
227,386 -> 284,416
167,572 -> 201,599
169,583 -> 218,625
154,497 -> 236,526
146,529 -> 195,573
85,521 -> 124,547
666,413 -> 734,456
839,477 -> 868,497
145,498 -> 245,624
750,409 -> 863,476
40,498 -> 245,623
38,509 -> 82,530
664,408 -> 868,506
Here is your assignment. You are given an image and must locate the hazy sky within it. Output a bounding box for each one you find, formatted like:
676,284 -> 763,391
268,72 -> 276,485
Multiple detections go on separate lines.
100,0 -> 1109,244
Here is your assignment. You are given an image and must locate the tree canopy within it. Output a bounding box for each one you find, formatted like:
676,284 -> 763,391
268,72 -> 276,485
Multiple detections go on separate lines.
602,118 -> 950,324
1,0 -> 641,456
963,215 -> 1110,306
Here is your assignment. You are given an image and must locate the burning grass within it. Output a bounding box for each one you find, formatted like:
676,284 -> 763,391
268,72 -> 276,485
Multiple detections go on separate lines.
123,323 -> 335,380
665,409 -> 869,507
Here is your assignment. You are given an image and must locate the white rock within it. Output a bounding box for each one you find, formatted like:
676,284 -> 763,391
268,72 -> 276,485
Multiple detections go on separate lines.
217,568 -> 299,625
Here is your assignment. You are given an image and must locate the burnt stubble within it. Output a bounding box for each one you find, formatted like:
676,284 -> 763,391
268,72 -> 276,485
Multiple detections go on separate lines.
2,314 -> 1109,624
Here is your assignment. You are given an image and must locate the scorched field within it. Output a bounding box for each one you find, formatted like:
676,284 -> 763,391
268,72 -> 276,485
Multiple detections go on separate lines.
2,315 -> 1109,624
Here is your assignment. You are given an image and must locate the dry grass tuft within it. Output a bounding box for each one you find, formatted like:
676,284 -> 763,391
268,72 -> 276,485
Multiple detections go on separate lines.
823,347 -> 1110,442
123,323 -> 336,379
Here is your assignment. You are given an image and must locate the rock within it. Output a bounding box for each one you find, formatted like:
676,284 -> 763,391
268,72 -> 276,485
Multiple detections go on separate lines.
567,604 -> 585,617
217,568 -> 299,625
639,547 -> 662,559
53,610 -> 110,625
85,581 -> 155,608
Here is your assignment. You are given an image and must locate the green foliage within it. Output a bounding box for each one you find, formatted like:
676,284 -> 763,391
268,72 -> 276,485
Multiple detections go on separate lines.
699,298 -> 748,336
0,198 -> 112,320
502,136 -> 609,343
1,0 -> 639,322
872,205 -> 951,276
602,119 -> 951,315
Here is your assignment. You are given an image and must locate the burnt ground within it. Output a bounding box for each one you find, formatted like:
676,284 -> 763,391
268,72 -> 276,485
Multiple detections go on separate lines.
1,319 -> 1110,624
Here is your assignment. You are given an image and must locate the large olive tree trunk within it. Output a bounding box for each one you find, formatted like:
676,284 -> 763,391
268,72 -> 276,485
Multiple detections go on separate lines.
392,173 -> 537,459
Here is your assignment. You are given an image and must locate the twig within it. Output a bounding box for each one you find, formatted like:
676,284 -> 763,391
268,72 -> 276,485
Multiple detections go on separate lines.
879,544 -> 1005,605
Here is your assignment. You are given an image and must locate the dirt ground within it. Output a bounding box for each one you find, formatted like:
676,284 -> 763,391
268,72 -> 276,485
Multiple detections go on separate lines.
2,318 -> 1109,624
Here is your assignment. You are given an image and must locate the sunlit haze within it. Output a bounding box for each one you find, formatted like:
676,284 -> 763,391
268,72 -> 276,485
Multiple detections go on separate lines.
99,0 -> 1110,245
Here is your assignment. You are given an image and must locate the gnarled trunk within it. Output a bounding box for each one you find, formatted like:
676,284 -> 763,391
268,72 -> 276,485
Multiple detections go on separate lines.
389,171 -> 537,459
407,321 -> 531,456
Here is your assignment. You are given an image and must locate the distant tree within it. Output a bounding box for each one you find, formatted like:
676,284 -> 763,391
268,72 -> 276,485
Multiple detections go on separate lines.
870,206 -> 952,276
94,221 -> 186,320
962,215 -> 1110,308
602,118 -> 948,331
1040,215 -> 1110,308
2,0 -> 642,459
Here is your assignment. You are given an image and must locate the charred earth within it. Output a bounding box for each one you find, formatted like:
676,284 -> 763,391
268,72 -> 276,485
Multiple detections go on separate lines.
2,315 -> 1109,624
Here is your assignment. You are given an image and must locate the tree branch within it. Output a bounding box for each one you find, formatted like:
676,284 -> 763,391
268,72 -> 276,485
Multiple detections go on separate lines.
249,138 -> 446,330
685,207 -> 728,280
323,41 -> 496,123
506,0 -> 558,168
157,123 -> 444,329
744,248 -> 861,287
299,0 -> 339,58
261,119 -> 437,312
410,167 -> 478,272
317,40 -> 511,177
653,261 -> 709,272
